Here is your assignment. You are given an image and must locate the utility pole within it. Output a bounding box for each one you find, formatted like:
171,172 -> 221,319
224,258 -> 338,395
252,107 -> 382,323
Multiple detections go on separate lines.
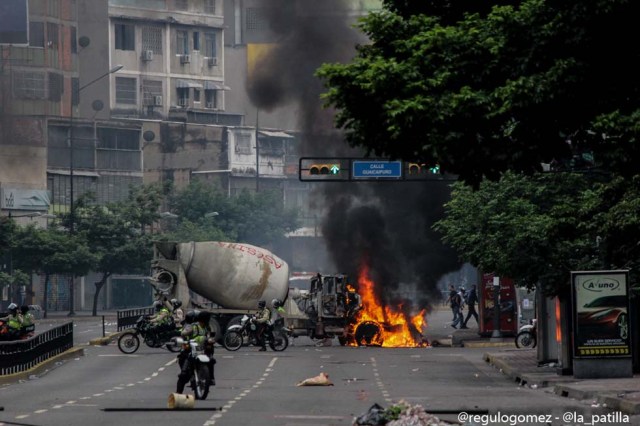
255,108 -> 259,192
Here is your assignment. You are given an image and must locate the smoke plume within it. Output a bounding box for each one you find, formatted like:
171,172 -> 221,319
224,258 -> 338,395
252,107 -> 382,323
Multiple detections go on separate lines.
247,0 -> 461,310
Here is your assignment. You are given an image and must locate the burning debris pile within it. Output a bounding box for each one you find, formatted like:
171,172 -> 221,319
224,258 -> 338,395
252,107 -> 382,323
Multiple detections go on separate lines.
347,265 -> 428,348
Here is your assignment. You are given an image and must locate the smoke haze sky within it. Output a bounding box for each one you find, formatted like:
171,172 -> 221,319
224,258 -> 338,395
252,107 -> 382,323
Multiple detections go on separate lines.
247,0 -> 461,310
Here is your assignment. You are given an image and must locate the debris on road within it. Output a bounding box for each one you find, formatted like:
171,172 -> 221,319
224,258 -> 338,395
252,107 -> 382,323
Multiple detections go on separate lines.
296,372 -> 333,386
353,400 -> 452,425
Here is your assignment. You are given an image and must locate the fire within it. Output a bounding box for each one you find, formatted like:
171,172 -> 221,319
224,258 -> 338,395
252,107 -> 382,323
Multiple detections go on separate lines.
348,264 -> 428,347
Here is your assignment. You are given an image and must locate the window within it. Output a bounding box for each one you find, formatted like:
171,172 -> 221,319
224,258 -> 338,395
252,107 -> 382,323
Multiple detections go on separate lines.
193,32 -> 200,51
205,90 -> 217,109
97,128 -> 140,150
142,26 -> 162,54
70,26 -> 77,53
204,0 -> 215,14
72,78 -> 79,105
14,71 -> 46,99
176,30 -> 188,54
142,79 -> 163,105
47,22 -> 58,48
115,77 -> 137,104
175,0 -> 187,10
235,132 -> 251,154
177,88 -> 189,105
204,32 -> 216,58
29,22 -> 44,47
193,89 -> 200,103
48,72 -> 63,102
115,23 -> 135,51
246,8 -> 267,31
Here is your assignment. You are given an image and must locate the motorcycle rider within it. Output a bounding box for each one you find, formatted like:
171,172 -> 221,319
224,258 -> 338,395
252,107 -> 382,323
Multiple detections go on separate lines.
149,300 -> 172,329
254,300 -> 271,351
176,310 -> 215,393
170,299 -> 185,326
0,303 -> 23,339
20,305 -> 35,335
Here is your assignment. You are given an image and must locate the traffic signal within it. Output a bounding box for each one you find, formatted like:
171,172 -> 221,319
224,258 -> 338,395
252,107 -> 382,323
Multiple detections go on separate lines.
309,164 -> 340,175
407,163 -> 440,175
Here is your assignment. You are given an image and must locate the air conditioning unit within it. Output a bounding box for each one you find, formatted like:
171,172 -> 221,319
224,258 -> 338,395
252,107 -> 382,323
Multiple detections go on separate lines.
141,50 -> 154,61
153,95 -> 163,106
180,54 -> 191,64
207,57 -> 218,67
178,98 -> 188,107
206,102 -> 214,108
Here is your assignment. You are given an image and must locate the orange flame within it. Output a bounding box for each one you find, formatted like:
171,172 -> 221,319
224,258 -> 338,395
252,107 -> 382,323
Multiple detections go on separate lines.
348,264 -> 428,347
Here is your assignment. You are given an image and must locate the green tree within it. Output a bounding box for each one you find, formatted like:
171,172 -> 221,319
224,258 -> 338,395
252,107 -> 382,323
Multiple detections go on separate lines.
166,182 -> 299,247
433,172 -> 640,296
12,225 -> 95,318
74,186 -> 161,316
318,1 -> 640,185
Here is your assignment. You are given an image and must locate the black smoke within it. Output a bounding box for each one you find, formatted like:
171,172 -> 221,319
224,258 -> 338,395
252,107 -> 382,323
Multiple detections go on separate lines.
247,0 -> 461,311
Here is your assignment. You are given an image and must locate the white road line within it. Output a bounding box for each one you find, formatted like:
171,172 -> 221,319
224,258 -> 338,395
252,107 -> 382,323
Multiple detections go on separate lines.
79,397 -> 91,400
93,393 -> 104,397
15,415 -> 30,419
52,405 -> 63,409
66,400 -> 76,404
34,409 -> 48,414
203,356 -> 277,426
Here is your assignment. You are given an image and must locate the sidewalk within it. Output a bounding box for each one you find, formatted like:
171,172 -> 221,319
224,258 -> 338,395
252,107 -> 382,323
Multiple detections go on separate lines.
484,349 -> 640,416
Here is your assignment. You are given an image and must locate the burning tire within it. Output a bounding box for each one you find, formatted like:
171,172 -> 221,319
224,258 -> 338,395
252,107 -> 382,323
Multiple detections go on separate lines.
354,321 -> 383,346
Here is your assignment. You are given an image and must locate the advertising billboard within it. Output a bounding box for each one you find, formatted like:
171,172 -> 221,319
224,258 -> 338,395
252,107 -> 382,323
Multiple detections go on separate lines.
0,0 -> 29,45
572,270 -> 630,358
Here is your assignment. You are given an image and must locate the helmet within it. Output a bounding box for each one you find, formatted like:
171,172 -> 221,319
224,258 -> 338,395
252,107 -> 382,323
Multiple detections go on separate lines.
258,300 -> 266,309
197,310 -> 210,323
272,299 -> 282,309
185,310 -> 197,324
153,301 -> 163,311
20,305 -> 29,314
171,299 -> 182,309
8,303 -> 17,311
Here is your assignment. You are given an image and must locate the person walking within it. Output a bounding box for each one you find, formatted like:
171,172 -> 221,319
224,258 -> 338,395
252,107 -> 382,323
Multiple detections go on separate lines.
462,284 -> 479,328
446,285 -> 463,329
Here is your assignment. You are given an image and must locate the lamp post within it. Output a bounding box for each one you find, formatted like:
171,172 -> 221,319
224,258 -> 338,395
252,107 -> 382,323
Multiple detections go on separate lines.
69,64 -> 123,233
67,64 -> 123,316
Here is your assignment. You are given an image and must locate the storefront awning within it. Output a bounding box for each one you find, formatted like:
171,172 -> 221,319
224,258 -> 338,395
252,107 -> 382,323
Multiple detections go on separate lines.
204,81 -> 231,90
176,79 -> 203,89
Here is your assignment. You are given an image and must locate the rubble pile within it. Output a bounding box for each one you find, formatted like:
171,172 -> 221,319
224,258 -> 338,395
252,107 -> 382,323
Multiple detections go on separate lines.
354,400 -> 452,426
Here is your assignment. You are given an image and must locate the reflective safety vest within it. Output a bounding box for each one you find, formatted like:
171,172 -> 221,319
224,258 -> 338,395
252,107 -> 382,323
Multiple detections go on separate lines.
22,313 -> 34,327
192,323 -> 208,345
7,314 -> 22,330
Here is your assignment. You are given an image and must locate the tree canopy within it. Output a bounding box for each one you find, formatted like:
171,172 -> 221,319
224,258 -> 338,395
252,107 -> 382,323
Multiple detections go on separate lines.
165,181 -> 299,247
434,172 -> 640,296
318,0 -> 640,185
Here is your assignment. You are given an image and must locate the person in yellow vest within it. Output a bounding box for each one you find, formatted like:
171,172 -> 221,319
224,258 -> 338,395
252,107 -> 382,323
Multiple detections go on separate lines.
0,303 -> 23,339
20,305 -> 35,336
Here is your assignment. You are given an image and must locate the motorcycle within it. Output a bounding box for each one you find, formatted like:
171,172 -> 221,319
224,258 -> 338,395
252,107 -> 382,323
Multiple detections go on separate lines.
515,318 -> 537,348
117,316 -> 181,354
176,337 -> 214,400
222,315 -> 289,352
0,319 -> 34,341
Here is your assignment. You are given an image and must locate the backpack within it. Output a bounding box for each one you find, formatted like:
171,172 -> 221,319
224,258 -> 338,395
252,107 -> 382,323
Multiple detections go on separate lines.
451,292 -> 462,307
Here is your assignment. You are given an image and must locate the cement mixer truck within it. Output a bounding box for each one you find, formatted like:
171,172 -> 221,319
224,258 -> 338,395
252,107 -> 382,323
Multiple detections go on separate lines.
148,241 -> 361,344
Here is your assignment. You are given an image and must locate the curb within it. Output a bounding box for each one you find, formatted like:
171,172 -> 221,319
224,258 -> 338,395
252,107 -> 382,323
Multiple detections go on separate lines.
554,385 -> 640,415
463,341 -> 515,348
89,331 -> 125,346
0,346 -> 85,386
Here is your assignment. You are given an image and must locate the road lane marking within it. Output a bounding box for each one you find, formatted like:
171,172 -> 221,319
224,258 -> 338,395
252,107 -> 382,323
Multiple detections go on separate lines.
15,415 -> 30,419
203,356 -> 278,425
34,409 -> 48,414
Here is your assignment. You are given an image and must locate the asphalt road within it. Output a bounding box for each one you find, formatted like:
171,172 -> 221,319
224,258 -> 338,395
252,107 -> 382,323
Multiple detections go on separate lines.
0,309 -> 628,426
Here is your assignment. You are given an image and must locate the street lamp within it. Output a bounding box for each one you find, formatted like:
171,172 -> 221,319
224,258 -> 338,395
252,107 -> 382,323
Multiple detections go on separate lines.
69,64 -> 124,233
67,64 -> 123,317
